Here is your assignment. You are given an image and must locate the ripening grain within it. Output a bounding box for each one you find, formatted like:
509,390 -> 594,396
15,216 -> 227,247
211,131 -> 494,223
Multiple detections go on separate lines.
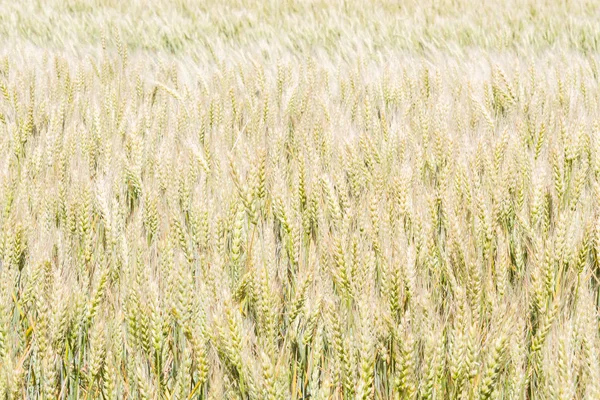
1,0 -> 600,399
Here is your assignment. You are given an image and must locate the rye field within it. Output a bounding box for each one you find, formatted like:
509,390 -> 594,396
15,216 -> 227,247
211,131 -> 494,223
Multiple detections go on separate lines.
1,0 -> 600,398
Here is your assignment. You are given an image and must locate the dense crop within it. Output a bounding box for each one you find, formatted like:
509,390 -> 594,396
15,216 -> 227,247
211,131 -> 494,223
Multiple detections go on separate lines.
1,0 -> 600,398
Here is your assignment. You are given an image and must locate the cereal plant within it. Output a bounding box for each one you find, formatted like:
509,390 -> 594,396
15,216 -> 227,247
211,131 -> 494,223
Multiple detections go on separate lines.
0,0 -> 600,399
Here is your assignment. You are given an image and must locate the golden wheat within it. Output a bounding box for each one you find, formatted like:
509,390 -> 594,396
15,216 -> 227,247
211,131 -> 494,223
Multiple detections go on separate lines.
1,0 -> 600,399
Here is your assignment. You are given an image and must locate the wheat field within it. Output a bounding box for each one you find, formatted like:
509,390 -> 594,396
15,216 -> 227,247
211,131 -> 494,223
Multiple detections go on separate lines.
1,0 -> 600,398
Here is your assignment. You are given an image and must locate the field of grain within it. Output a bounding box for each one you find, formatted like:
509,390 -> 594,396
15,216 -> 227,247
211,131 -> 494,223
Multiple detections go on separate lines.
1,0 -> 600,398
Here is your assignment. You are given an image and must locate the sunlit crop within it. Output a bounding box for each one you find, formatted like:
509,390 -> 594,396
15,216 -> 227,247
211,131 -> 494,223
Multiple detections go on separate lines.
1,0 -> 600,398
